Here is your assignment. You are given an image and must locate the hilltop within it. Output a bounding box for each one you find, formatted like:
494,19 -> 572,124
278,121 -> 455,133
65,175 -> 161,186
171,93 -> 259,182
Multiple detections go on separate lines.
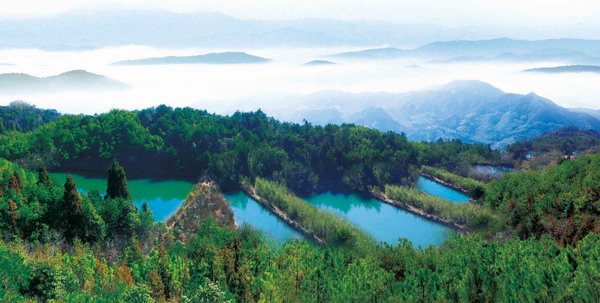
0,70 -> 128,94
112,52 -> 270,65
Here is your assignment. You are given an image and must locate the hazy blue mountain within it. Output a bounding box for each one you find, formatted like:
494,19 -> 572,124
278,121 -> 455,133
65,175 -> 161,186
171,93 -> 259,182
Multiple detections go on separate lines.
347,107 -> 405,133
570,108 -> 600,119
331,48 -> 407,59
209,80 -> 600,147
112,52 -> 269,65
303,60 -> 336,66
289,108 -> 345,125
524,65 -> 600,73
0,70 -> 129,94
0,10 -> 497,49
330,38 -> 600,64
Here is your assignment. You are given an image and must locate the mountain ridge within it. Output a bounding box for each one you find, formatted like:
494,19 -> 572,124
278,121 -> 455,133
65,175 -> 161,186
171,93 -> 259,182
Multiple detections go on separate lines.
112,52 -> 270,65
0,70 -> 129,94
193,80 -> 600,148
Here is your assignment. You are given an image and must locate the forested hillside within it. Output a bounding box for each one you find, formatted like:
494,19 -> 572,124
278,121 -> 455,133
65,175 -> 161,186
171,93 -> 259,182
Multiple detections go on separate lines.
507,126 -> 600,159
1,158 -> 599,302
0,105 -> 498,194
1,104 -> 600,302
486,154 -> 600,245
0,101 -> 59,134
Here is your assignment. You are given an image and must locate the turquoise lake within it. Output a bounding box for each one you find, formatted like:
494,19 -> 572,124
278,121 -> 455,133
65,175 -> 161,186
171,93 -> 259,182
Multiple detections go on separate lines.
224,192 -> 303,243
305,191 -> 450,247
49,172 -> 194,222
416,176 -> 471,203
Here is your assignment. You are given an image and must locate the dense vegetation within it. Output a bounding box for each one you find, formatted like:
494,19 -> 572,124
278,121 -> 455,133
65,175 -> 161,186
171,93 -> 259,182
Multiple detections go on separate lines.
507,126 -> 600,160
485,154 -> 600,245
2,104 -> 600,301
1,159 -> 599,302
0,158 -> 153,245
0,105 -> 499,195
383,185 -> 500,229
0,101 -> 59,134
420,166 -> 486,199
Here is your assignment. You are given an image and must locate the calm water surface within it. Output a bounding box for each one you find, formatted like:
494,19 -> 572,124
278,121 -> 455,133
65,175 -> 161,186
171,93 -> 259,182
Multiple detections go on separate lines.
224,191 -> 302,243
305,191 -> 450,247
416,176 -> 471,203
49,172 -> 194,222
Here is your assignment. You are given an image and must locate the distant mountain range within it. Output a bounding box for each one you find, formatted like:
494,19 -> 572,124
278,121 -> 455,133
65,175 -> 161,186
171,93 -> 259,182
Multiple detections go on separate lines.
112,52 -> 269,65
195,80 -> 600,148
0,70 -> 129,94
524,65 -> 600,73
303,60 -> 336,66
3,9 -> 600,50
330,39 -> 600,64
0,10 -> 503,50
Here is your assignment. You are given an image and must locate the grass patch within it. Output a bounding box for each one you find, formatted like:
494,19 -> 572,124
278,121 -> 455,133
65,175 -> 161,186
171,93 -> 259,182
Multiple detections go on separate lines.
384,185 -> 500,229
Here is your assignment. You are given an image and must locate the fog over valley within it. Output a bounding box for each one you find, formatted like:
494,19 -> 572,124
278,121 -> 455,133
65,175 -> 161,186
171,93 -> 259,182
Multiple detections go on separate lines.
3,3 -> 600,301
1,45 -> 599,116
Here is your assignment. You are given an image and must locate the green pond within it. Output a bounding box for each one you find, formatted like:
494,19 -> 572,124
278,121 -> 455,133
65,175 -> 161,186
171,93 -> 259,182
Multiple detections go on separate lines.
49,172 -> 194,222
305,191 -> 450,247
224,192 -> 302,243
416,176 -> 471,203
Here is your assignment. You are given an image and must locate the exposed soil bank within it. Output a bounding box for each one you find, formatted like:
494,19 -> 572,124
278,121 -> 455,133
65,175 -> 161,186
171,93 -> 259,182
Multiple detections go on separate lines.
167,181 -> 237,240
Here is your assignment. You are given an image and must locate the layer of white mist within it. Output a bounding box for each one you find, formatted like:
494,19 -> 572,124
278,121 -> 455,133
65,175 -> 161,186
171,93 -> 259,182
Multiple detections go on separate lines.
0,45 -> 599,115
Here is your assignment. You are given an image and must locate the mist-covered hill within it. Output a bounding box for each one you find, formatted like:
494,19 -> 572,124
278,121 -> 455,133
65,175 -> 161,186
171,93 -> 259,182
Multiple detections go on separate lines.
112,52 -> 270,65
0,10 -> 496,50
196,80 -> 600,147
0,70 -> 129,94
524,65 -> 600,73
570,108 -> 600,119
331,38 -> 600,64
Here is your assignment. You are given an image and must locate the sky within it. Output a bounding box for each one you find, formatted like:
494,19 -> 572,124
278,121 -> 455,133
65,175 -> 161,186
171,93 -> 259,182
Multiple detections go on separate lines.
1,0 -> 599,29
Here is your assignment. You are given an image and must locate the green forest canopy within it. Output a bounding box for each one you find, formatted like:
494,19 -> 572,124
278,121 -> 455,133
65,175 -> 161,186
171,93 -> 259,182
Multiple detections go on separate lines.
0,105 -> 499,194
1,158 -> 600,302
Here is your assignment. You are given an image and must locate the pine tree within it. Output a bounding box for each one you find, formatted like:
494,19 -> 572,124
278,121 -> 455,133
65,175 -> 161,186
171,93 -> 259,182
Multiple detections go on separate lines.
106,160 -> 131,200
63,174 -> 83,239
37,166 -> 52,187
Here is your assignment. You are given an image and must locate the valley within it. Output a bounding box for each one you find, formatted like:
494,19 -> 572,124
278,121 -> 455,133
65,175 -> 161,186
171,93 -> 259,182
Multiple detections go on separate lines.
1,5 -> 600,302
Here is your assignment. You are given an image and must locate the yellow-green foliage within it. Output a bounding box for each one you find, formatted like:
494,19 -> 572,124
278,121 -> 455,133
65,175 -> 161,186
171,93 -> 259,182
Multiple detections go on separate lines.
421,165 -> 486,198
254,178 -> 372,248
384,185 -> 498,228
485,154 -> 600,245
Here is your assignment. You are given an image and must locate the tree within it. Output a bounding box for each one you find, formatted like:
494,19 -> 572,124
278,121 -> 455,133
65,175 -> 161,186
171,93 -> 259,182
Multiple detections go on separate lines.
106,160 -> 131,200
62,175 -> 83,240
8,171 -> 23,195
37,166 -> 52,187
